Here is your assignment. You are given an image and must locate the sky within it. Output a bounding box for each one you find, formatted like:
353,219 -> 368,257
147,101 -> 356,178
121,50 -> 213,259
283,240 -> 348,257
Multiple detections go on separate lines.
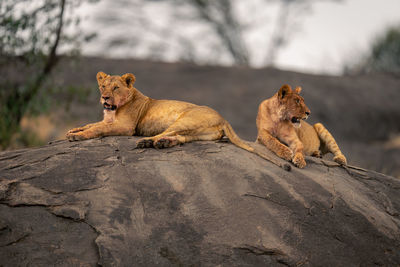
79,0 -> 400,75
274,0 -> 400,74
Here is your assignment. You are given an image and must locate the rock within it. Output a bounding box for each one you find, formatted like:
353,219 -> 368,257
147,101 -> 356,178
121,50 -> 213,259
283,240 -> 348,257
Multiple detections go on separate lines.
1,136 -> 400,266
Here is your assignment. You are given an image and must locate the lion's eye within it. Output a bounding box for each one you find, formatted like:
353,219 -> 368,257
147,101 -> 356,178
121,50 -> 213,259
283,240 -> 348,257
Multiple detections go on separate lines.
296,99 -> 300,104
113,86 -> 118,91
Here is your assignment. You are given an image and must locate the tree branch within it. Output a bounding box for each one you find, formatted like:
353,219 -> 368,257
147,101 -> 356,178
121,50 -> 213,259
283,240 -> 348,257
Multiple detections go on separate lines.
44,0 -> 66,75
22,0 -> 66,104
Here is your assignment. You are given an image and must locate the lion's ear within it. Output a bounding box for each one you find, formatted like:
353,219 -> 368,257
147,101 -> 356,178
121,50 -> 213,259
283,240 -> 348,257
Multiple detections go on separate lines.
294,86 -> 302,94
278,84 -> 292,99
96,71 -> 108,86
121,73 -> 136,87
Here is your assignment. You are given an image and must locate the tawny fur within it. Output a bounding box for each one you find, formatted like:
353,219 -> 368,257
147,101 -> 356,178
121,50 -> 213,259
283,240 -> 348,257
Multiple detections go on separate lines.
66,72 -> 255,155
256,84 -> 347,168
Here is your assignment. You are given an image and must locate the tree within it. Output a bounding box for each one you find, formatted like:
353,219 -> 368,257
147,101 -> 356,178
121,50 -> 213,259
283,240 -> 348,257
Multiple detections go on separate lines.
345,26 -> 400,74
92,0 -> 342,67
0,0 -> 97,149
184,0 -> 249,65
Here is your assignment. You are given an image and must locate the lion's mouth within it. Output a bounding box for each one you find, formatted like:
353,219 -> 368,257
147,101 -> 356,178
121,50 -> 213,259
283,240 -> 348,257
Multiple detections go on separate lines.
291,117 -> 301,124
291,117 -> 302,128
103,103 -> 117,111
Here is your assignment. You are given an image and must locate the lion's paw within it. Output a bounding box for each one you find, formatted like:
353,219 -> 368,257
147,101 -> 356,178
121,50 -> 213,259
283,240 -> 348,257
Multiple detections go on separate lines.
292,153 -> 306,168
279,147 -> 293,161
154,137 -> 179,149
67,127 -> 85,134
334,154 -> 347,165
311,150 -> 322,158
66,132 -> 86,141
136,138 -> 154,148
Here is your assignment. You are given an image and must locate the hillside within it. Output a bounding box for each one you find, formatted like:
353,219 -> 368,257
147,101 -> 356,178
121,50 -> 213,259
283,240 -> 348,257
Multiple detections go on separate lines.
1,137 -> 400,266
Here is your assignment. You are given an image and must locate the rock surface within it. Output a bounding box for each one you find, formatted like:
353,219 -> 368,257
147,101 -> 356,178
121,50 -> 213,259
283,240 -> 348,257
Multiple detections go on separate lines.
1,137 -> 400,266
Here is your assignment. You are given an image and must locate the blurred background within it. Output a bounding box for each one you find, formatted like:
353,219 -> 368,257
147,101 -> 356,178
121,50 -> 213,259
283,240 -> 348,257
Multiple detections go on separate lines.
1,0 -> 399,177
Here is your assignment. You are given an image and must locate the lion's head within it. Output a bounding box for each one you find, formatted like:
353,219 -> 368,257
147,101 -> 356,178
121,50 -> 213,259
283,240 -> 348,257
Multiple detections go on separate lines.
96,71 -> 136,111
277,84 -> 310,127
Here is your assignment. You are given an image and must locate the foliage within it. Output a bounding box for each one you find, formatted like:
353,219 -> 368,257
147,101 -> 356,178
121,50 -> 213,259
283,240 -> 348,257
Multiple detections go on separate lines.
0,0 -> 97,149
366,26 -> 400,73
344,25 -> 400,74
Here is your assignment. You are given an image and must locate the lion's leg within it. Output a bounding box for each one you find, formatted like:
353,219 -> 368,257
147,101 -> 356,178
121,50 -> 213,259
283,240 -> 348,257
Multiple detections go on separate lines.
257,129 -> 293,161
136,118 -> 191,148
136,118 -> 224,149
273,127 -> 306,168
152,126 -> 223,149
136,107 -> 224,149
136,130 -> 178,148
285,135 -> 306,169
67,122 -> 100,134
313,123 -> 347,165
67,122 -> 133,141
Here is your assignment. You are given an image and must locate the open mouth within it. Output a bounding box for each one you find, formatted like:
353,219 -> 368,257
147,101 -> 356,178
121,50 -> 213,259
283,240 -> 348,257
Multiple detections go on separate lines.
291,117 -> 300,124
103,103 -> 117,111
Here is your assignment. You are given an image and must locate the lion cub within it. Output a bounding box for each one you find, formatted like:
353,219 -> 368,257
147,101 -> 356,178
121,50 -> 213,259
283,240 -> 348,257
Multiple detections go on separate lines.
256,84 -> 347,168
67,72 -> 266,161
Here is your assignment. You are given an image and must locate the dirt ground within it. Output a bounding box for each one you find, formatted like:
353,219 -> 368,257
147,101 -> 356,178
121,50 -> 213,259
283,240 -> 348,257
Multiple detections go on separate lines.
20,57 -> 400,178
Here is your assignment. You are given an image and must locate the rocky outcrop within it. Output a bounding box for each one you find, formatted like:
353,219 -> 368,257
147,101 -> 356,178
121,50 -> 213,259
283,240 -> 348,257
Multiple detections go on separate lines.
1,137 -> 400,266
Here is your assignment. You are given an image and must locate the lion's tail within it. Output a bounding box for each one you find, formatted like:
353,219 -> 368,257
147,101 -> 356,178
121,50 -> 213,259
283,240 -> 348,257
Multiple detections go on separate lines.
222,121 -> 291,171
222,121 -> 254,152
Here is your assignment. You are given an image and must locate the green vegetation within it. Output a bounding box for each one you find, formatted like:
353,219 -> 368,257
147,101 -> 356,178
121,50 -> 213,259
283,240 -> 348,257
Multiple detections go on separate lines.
368,26 -> 400,73
345,25 -> 400,74
0,0 -> 97,149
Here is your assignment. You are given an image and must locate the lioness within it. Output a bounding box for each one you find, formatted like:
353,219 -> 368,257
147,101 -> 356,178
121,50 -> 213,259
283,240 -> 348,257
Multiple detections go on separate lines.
67,72 -> 291,170
256,84 -> 347,168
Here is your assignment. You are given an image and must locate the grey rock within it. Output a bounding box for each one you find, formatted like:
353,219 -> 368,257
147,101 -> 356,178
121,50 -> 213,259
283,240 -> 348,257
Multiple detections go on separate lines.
1,136 -> 400,266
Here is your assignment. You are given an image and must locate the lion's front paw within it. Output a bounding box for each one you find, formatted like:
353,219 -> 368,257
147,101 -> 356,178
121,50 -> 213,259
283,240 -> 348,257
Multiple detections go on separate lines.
278,147 -> 293,161
67,127 -> 85,134
136,138 -> 154,148
292,153 -> 306,168
334,154 -> 347,165
66,132 -> 87,141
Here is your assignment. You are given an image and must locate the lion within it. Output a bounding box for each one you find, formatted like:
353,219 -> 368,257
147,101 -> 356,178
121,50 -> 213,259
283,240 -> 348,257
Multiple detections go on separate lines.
66,72 -> 291,170
256,84 -> 347,168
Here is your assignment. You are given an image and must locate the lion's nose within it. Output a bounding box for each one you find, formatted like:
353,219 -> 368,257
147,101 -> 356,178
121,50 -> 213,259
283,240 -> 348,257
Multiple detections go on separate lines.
305,111 -> 310,116
102,96 -> 110,100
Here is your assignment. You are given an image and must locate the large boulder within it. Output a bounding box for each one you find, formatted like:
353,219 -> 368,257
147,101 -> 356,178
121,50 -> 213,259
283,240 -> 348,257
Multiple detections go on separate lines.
1,137 -> 400,266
